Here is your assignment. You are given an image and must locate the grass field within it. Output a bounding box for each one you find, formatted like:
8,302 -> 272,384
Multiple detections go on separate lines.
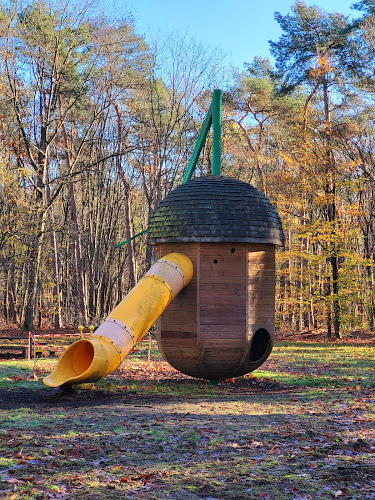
0,340 -> 374,499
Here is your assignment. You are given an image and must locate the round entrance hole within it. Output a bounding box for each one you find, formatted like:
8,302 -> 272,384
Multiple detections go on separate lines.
249,328 -> 271,362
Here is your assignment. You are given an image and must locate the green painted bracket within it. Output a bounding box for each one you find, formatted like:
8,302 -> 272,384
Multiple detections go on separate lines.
183,89 -> 222,183
115,229 -> 148,248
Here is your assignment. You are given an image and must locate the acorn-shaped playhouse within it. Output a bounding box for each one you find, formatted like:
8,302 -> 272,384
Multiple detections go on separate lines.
42,89 -> 285,389
148,175 -> 284,380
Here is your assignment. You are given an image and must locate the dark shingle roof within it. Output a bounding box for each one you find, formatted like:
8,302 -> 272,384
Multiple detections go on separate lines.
148,176 -> 285,245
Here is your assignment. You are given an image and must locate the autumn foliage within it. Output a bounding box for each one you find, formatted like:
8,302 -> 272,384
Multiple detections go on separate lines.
1,0 -> 375,340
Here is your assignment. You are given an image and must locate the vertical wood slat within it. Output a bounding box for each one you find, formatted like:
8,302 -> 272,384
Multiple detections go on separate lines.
156,243 -> 200,374
199,243 -> 246,345
247,246 -> 275,342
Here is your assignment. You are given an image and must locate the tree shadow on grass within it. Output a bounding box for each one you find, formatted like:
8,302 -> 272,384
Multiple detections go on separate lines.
0,375 -> 320,410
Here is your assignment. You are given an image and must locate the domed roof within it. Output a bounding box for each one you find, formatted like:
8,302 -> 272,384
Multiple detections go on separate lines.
148,176 -> 284,245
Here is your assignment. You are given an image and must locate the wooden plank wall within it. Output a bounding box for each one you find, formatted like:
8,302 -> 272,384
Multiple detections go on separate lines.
155,242 -> 276,379
247,244 -> 275,340
156,243 -> 201,376
197,243 -> 247,374
199,243 -> 246,342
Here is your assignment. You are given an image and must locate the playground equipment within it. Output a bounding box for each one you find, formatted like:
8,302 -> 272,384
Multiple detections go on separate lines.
147,175 -> 284,380
145,92 -> 284,380
43,253 -> 193,387
43,88 -> 284,388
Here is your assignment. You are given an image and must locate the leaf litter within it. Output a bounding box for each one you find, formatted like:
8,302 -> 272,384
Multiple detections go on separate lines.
0,338 -> 374,499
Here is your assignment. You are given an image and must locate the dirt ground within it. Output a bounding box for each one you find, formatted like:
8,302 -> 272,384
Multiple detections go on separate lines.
0,376 -> 294,409
0,326 -> 374,499
1,381 -> 374,499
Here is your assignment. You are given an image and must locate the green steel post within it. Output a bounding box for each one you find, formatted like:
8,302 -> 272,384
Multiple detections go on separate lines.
212,89 -> 222,176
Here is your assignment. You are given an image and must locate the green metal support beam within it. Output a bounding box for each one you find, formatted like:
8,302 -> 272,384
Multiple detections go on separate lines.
183,89 -> 222,183
183,103 -> 213,183
116,89 -> 222,249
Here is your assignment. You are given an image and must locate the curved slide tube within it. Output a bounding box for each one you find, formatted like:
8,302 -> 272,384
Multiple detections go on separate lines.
43,253 -> 193,388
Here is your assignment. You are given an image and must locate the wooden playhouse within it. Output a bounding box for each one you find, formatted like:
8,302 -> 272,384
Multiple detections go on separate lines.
147,175 -> 285,380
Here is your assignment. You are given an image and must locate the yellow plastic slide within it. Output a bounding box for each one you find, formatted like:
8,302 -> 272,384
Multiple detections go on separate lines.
43,253 -> 193,388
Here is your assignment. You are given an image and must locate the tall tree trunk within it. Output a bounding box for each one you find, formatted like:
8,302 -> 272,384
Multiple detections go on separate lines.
23,210 -> 46,330
46,166 -> 62,328
60,117 -> 87,325
68,181 -> 87,324
323,78 -> 340,339
5,264 -> 18,324
363,217 -> 375,330
326,273 -> 332,339
23,123 -> 49,330
113,101 -> 136,288
51,228 -> 62,328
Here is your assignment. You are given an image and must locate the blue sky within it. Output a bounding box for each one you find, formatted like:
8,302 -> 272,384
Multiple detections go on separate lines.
118,0 -> 357,70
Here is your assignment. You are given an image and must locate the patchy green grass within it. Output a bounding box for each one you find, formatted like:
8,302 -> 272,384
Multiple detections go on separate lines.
258,342 -> 375,389
0,359 -> 55,391
0,341 -> 374,499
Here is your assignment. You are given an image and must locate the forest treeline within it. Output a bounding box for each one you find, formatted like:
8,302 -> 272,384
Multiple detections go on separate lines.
1,0 -> 375,338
